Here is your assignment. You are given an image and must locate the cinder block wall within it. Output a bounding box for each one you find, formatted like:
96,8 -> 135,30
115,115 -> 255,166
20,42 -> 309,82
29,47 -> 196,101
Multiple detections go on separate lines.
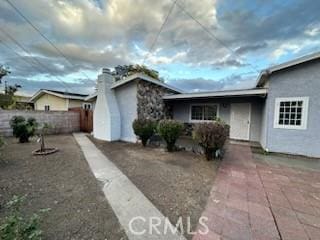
0,110 -> 80,136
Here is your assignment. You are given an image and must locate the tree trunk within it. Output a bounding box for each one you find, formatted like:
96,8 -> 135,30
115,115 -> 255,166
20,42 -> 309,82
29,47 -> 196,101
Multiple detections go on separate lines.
204,148 -> 213,161
40,134 -> 45,152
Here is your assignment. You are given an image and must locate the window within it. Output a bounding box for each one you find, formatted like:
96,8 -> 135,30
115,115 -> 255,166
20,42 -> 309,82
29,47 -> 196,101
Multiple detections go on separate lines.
44,105 -> 50,111
274,97 -> 309,130
190,104 -> 218,121
82,103 -> 92,110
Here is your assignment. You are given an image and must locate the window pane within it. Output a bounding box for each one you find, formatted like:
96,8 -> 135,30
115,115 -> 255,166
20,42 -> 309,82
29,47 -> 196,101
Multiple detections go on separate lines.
191,106 -> 203,120
278,100 -> 305,127
204,106 -> 217,120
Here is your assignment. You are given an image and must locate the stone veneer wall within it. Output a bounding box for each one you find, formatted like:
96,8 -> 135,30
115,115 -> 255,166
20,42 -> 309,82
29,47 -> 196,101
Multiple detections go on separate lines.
137,80 -> 174,120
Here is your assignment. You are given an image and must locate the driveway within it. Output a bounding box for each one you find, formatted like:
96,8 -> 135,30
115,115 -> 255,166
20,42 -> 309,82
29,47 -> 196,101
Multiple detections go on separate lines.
193,144 -> 320,240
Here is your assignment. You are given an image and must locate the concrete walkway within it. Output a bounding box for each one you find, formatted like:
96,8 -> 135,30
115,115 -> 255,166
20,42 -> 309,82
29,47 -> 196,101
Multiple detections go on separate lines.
193,144 -> 320,240
73,133 -> 186,240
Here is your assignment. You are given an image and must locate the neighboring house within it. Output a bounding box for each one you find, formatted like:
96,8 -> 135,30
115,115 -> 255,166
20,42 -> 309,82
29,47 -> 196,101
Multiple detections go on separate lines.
94,52 -> 320,158
14,95 -> 34,109
30,89 -> 94,111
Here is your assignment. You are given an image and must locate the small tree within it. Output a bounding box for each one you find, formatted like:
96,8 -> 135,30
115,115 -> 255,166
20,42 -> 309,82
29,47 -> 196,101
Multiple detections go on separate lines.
157,120 -> 183,152
38,123 -> 51,152
132,119 -> 156,146
0,65 -> 10,83
9,116 -> 38,143
193,121 -> 229,161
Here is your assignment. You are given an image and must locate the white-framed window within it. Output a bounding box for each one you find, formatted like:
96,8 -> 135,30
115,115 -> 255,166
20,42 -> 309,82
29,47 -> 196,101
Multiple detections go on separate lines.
82,103 -> 92,110
274,97 -> 309,130
44,105 -> 50,111
190,104 -> 219,122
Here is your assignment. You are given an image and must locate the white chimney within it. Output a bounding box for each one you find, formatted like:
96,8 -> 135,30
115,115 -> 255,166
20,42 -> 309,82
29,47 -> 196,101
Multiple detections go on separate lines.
93,69 -> 121,141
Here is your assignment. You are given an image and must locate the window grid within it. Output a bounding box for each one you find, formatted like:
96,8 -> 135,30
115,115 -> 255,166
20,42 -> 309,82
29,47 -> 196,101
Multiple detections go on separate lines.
278,100 -> 303,126
191,105 -> 217,121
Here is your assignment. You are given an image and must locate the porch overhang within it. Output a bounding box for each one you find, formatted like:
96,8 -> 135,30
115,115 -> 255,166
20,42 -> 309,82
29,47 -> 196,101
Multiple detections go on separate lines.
162,88 -> 268,100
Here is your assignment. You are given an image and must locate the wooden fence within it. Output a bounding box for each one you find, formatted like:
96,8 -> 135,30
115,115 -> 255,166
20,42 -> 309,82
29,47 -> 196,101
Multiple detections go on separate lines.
69,108 -> 93,133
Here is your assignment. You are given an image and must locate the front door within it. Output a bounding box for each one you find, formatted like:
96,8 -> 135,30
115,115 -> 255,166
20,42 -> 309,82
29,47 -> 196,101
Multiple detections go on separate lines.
230,103 -> 251,140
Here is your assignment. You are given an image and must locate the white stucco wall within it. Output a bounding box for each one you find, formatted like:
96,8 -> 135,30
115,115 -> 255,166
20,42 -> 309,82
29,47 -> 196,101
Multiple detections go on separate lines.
93,72 -> 121,141
115,82 -> 138,142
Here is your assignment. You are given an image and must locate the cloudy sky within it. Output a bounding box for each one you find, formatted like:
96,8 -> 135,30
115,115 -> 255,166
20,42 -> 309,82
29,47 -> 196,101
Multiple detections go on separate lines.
0,0 -> 319,96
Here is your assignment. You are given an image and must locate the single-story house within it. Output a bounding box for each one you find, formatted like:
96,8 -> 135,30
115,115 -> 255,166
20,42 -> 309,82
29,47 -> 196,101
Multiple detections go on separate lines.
14,95 -> 34,110
93,52 -> 320,158
30,89 -> 94,111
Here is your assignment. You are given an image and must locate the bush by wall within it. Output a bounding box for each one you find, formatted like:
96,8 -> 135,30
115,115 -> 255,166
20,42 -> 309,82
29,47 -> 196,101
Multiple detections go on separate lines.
0,110 -> 80,137
193,121 -> 230,160
132,118 -> 156,146
157,119 -> 183,152
9,116 -> 38,143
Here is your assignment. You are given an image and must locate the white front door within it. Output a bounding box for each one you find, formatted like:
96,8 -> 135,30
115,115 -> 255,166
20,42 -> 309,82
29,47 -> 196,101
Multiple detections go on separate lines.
230,103 -> 251,140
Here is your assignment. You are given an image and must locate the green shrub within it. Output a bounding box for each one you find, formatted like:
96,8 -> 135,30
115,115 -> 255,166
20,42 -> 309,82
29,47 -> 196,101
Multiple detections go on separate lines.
0,195 -> 50,240
157,120 -> 183,152
0,136 -> 4,148
132,118 -> 156,146
9,116 -> 38,143
193,121 -> 230,161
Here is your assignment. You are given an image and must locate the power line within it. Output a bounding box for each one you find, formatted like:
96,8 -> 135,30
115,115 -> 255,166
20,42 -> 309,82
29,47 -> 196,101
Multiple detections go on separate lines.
0,29 -> 70,90
173,0 -> 260,73
142,0 -> 177,65
0,37 -> 71,91
0,37 -> 44,72
5,0 -> 92,82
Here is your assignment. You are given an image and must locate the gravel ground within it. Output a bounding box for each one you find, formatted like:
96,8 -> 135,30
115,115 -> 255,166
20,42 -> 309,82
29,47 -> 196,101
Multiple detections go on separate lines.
0,135 -> 127,240
90,137 -> 218,239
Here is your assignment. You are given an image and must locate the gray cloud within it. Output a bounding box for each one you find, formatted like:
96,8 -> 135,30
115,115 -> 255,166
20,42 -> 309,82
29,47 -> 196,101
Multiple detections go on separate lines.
0,0 -> 319,93
5,76 -> 96,96
168,74 -> 256,92
235,43 -> 268,55
212,59 -> 248,68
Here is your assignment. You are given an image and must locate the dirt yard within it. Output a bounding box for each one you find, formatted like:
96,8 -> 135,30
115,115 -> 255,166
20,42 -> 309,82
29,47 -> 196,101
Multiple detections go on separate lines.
0,135 -> 127,240
90,137 -> 218,239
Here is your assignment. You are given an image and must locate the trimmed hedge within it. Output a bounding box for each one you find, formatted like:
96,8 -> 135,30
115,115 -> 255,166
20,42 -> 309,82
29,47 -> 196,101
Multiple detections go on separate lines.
132,118 -> 156,146
157,120 -> 183,152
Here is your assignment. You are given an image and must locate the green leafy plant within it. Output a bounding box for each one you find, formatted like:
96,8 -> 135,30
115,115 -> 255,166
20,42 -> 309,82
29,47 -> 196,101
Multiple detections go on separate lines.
0,136 -> 4,148
157,120 -> 183,152
0,195 -> 50,240
193,121 -> 230,161
114,64 -> 160,80
132,119 -> 156,146
9,116 -> 38,143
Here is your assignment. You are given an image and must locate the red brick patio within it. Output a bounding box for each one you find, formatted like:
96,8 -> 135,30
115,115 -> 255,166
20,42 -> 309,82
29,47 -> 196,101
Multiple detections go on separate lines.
193,144 -> 320,240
